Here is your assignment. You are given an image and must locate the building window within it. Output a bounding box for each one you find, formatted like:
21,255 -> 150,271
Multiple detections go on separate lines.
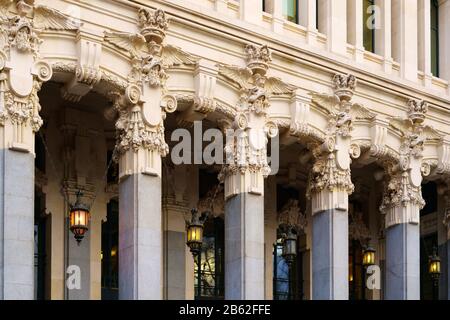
273,235 -> 304,300
349,239 -> 364,300
430,0 -> 439,77
101,200 -> 119,300
195,217 -> 225,300
34,190 -> 48,300
363,0 -> 375,53
282,0 -> 298,24
316,0 -> 319,30
420,233 -> 438,299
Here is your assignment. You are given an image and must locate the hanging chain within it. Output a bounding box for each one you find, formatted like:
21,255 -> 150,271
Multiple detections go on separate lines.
207,183 -> 222,213
87,145 -> 118,211
38,130 -> 71,208
38,130 -> 60,184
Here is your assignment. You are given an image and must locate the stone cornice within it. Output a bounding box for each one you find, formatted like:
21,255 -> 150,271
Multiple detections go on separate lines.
128,0 -> 450,107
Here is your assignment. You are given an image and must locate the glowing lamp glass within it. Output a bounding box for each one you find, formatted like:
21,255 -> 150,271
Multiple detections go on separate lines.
363,247 -> 375,267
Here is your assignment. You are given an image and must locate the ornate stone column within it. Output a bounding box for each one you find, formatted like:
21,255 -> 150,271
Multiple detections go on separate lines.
218,45 -> 292,299
0,2 -> 79,299
105,8 -> 195,299
380,99 -> 440,299
309,74 -> 371,299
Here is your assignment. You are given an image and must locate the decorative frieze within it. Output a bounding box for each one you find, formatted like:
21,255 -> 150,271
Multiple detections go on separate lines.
217,44 -> 293,198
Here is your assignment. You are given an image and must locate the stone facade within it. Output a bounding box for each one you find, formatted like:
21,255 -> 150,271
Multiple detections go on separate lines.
0,0 -> 449,300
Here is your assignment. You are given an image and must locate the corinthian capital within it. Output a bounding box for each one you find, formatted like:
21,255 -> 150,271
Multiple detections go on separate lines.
110,85 -> 176,178
218,111 -> 278,199
379,161 -> 425,228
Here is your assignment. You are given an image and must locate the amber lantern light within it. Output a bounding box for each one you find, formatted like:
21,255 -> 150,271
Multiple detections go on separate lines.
185,208 -> 209,256
428,246 -> 441,300
428,247 -> 441,278
281,227 -> 297,265
362,246 -> 376,267
69,191 -> 91,245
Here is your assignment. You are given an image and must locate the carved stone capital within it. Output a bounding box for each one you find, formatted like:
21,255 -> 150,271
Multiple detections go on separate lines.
111,85 -> 176,178
379,162 -> 425,228
307,134 -> 354,214
218,114 -> 275,199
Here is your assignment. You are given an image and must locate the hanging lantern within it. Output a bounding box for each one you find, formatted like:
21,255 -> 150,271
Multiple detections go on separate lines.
186,208 -> 209,256
428,247 -> 441,280
281,227 -> 297,265
69,191 -> 90,245
362,246 -> 376,267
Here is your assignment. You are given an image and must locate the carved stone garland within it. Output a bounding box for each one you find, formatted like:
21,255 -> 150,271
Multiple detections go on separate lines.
217,44 -> 294,198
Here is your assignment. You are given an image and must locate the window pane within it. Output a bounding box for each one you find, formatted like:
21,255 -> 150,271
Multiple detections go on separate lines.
363,0 -> 375,53
282,0 -> 298,24
430,0 -> 439,77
